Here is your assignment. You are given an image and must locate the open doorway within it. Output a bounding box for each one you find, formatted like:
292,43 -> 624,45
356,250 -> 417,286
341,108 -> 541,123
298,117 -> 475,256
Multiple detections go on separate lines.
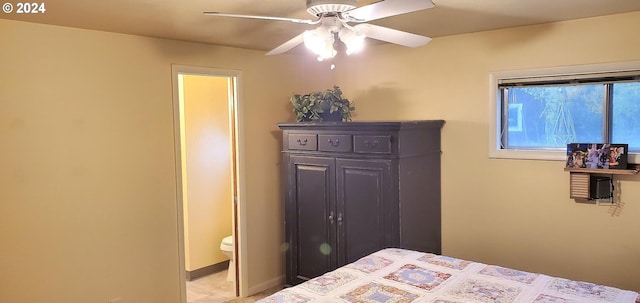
171,65 -> 244,302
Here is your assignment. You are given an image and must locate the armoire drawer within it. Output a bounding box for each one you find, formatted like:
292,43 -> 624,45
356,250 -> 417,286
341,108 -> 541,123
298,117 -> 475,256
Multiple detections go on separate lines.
353,135 -> 392,154
318,135 -> 352,152
288,134 -> 317,151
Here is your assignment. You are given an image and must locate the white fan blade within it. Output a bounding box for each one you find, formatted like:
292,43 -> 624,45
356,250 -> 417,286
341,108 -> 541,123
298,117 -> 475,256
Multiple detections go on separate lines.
204,12 -> 317,25
355,24 -> 431,47
266,32 -> 306,55
343,0 -> 434,22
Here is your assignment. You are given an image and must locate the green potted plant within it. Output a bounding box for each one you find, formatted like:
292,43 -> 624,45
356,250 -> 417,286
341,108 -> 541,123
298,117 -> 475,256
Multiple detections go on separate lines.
290,86 -> 355,122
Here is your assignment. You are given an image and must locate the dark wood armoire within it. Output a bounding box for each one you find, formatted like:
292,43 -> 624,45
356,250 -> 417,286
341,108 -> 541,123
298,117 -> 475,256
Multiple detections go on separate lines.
278,120 -> 444,286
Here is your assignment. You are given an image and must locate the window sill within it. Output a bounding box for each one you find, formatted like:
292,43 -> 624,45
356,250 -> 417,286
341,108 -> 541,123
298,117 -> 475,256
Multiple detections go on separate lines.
489,149 -> 639,164
489,149 -> 566,161
564,167 -> 639,175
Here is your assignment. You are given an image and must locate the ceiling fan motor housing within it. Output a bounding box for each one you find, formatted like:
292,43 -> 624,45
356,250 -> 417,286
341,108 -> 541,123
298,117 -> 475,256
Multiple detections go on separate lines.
306,0 -> 357,16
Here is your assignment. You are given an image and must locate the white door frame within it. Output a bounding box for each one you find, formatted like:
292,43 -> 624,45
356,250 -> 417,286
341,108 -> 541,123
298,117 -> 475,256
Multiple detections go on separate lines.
171,64 -> 248,301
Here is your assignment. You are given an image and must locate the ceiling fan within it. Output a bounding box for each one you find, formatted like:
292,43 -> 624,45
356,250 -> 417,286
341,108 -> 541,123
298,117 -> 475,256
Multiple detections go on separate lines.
204,0 -> 435,60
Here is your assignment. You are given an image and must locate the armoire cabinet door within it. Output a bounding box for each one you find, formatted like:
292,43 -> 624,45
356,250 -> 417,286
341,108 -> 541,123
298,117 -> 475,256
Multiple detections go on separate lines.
335,158 -> 395,266
286,155 -> 337,285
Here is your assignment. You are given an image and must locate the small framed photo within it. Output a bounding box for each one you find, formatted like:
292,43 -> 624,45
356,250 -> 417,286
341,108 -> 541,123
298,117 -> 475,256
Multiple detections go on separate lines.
607,144 -> 628,169
566,143 -> 628,170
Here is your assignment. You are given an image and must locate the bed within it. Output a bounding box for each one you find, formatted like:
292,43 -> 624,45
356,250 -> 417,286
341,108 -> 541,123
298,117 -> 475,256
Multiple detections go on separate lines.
257,248 -> 639,303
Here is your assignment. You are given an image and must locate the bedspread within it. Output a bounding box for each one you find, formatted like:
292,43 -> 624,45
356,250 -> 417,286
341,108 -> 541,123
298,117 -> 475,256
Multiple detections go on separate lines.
257,248 -> 639,303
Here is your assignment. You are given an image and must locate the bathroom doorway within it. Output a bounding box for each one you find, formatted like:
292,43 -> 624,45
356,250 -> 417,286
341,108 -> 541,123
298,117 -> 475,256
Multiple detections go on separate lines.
171,65 -> 244,302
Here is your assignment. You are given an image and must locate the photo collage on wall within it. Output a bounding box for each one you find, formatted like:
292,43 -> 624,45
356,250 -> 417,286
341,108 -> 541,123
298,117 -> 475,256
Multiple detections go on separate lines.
566,143 -> 628,170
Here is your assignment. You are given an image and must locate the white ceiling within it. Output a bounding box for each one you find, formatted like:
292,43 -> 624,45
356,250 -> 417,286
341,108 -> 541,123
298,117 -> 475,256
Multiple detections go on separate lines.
3,0 -> 640,54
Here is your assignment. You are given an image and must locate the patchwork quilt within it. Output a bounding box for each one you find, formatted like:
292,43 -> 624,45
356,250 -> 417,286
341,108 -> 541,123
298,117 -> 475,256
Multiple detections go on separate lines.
257,248 -> 640,303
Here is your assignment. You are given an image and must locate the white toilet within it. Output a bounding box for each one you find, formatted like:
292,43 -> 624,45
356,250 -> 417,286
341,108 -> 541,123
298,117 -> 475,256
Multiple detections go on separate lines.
220,235 -> 234,282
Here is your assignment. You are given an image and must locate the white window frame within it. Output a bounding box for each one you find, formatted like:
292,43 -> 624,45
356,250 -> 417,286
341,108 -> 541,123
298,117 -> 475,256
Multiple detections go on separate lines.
489,60 -> 640,163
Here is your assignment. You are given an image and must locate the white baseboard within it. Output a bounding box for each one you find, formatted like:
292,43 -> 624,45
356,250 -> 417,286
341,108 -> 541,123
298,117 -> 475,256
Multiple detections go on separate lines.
247,275 -> 285,296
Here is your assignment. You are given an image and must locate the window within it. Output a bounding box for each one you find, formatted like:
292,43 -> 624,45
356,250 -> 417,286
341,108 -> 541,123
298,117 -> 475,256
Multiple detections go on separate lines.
489,61 -> 640,162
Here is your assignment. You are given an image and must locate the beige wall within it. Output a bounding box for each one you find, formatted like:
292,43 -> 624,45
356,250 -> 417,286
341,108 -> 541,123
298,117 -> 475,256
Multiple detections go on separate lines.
181,75 -> 233,271
334,11 -> 640,291
0,19 -> 330,302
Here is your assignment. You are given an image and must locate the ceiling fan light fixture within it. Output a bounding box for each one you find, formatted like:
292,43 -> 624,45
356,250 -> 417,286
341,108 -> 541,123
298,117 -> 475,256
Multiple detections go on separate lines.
339,27 -> 365,55
302,27 -> 329,51
303,27 -> 337,60
316,48 -> 337,61
315,40 -> 337,61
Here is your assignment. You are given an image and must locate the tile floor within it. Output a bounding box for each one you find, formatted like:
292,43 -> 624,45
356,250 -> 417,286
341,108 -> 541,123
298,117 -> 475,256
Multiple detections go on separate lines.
186,270 -> 235,303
